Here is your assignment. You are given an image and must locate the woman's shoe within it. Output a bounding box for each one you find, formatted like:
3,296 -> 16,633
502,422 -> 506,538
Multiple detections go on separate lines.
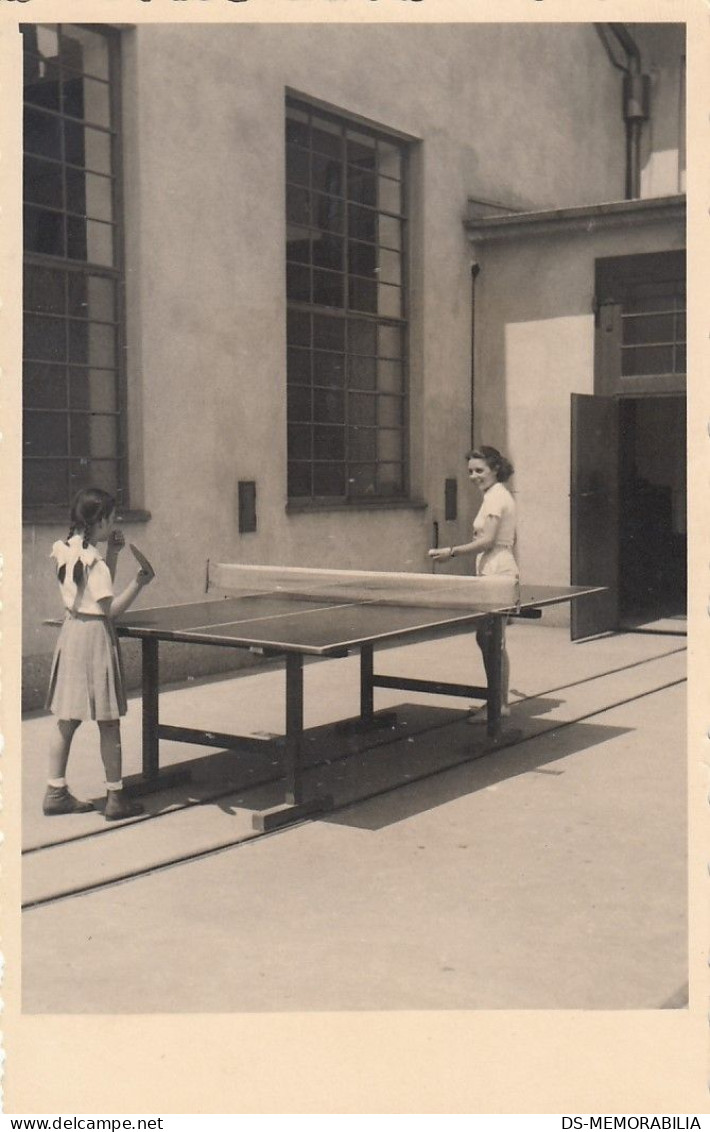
43,785 -> 94,816
104,790 -> 144,822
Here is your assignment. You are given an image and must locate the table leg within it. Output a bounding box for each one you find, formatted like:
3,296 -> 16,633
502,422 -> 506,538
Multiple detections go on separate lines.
142,637 -> 160,780
284,651 -> 304,804
486,615 -> 503,740
360,642 -> 374,723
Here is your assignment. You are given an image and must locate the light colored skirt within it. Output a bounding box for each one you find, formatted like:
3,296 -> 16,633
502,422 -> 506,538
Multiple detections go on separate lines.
46,613 -> 127,721
476,545 -> 519,579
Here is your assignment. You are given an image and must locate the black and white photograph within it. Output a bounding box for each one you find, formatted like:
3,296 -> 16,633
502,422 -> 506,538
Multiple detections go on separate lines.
2,0 -> 708,1115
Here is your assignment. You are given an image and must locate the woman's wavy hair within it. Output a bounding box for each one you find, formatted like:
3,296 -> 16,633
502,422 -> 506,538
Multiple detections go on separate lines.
467,446 -> 514,483
57,487 -> 116,586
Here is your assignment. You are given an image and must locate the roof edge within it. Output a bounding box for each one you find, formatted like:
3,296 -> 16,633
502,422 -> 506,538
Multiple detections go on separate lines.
464,194 -> 686,243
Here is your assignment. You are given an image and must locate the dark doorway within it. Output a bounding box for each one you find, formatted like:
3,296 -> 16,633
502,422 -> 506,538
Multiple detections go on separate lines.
618,396 -> 686,632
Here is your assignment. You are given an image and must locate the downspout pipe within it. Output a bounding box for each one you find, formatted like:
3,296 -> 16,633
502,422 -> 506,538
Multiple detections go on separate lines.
606,23 -> 650,199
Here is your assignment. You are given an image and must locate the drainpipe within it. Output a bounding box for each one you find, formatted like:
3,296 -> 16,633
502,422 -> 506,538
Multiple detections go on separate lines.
470,261 -> 480,450
606,23 -> 651,199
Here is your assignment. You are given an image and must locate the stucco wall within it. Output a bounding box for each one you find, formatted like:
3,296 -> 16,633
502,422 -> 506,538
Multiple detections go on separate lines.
22,22 -> 685,702
471,216 -> 685,623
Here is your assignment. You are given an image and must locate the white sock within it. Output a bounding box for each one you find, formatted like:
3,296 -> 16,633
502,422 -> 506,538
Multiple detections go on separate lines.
47,777 -> 67,789
106,780 -> 123,792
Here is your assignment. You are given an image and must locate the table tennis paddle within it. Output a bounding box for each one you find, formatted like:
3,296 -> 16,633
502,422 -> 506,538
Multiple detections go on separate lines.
129,543 -> 155,577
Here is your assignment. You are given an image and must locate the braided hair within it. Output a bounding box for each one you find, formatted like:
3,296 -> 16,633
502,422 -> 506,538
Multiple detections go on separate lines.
58,487 -> 116,586
467,446 -> 514,483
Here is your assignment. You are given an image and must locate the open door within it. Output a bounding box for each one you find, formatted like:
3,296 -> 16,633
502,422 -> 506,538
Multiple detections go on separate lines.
570,393 -> 619,639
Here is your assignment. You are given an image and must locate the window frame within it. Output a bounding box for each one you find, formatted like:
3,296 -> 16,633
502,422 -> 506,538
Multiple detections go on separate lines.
22,23 -> 128,522
285,94 -> 411,506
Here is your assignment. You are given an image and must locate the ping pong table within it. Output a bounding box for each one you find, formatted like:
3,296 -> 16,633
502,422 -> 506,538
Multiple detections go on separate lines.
114,564 -> 603,831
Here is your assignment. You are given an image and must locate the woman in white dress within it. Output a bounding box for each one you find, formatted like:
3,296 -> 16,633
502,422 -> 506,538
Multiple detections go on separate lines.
428,446 -> 518,719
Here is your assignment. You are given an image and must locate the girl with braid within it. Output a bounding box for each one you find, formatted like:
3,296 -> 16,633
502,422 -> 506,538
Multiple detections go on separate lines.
44,487 -> 154,821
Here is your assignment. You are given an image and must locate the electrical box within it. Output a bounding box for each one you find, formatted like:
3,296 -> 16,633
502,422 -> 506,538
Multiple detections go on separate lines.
238,481 -> 257,533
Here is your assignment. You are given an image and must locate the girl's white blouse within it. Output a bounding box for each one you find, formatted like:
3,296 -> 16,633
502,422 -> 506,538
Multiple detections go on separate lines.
473,481 -> 516,547
50,535 -> 114,615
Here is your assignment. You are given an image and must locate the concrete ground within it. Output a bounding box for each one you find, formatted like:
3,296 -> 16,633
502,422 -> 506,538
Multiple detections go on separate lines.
21,622 -> 687,1013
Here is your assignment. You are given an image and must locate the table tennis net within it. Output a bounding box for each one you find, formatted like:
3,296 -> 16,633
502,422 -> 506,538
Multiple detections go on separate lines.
207,562 -> 520,611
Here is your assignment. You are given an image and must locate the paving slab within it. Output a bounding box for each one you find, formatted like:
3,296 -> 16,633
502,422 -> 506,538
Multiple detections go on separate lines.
20,624 -> 688,1014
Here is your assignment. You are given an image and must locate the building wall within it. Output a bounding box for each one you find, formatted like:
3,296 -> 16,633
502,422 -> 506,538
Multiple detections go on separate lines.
22,22 -> 685,703
470,214 -> 685,623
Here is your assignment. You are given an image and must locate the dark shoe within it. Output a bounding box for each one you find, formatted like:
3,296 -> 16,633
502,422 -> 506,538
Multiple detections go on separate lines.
104,790 -> 144,822
43,785 -> 94,816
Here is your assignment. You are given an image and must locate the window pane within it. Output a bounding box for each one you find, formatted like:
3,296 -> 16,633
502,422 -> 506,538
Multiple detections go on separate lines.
69,459 -> 118,497
378,324 -> 402,358
349,276 -> 377,313
288,462 -> 311,497
313,425 -> 345,460
68,321 -> 115,367
313,269 -> 343,308
287,348 -> 311,385
379,248 -> 401,288
349,319 -> 377,355
24,265 -> 65,314
69,367 -> 117,412
24,65 -> 61,112
347,169 -> 377,207
349,241 -> 377,278
312,153 -> 343,197
24,206 -> 65,257
287,310 -> 310,347
24,156 -> 63,208
69,274 -> 115,321
348,427 -> 376,461
349,356 -> 377,390
378,428 -> 403,462
24,314 -> 65,361
378,282 -> 402,319
287,385 -> 311,422
378,395 -> 403,427
346,132 -> 376,170
287,263 -> 311,303
24,459 -> 69,506
60,27 -> 110,81
24,410 -> 68,457
311,118 -> 343,158
379,214 -> 401,251
23,363 -> 67,409
676,344 -> 686,372
622,345 -> 674,376
377,358 -> 403,394
622,313 -> 675,346
286,107 -> 309,145
348,203 -> 376,242
67,168 -> 113,223
312,236 -> 343,271
313,314 -> 345,351
286,144 -> 309,186
314,389 -> 344,424
349,393 -> 376,426
287,231 -> 311,265
378,177 -> 402,215
348,464 -> 376,496
65,121 -> 111,175
63,76 -> 111,129
23,25 -> 60,64
313,193 -> 344,235
378,141 -> 402,181
377,463 -> 404,495
88,413 -> 118,458
288,424 -> 311,460
313,351 -> 345,387
24,106 -> 62,159
286,185 -> 310,227
313,463 -> 346,496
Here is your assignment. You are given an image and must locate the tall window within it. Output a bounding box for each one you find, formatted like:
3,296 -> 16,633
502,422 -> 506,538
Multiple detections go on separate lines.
286,98 -> 409,502
22,24 -> 124,515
